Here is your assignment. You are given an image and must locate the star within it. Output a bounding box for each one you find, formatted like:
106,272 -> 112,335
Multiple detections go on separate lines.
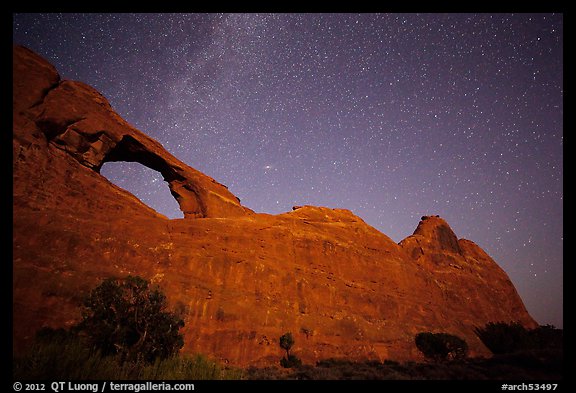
12,12 -> 564,329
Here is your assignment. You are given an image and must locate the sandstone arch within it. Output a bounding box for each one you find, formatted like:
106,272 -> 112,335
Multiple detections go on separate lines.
100,160 -> 184,219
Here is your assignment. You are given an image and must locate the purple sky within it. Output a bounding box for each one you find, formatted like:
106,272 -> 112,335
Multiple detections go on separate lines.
13,13 -> 563,328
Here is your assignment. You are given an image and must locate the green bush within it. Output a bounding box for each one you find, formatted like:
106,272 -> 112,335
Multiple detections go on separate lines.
78,275 -> 184,364
279,332 -> 301,368
280,354 -> 302,368
279,332 -> 295,357
13,330 -> 242,380
415,332 -> 468,361
13,330 -> 114,379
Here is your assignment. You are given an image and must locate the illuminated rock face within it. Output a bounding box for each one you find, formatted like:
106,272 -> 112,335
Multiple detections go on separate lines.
12,45 -> 537,366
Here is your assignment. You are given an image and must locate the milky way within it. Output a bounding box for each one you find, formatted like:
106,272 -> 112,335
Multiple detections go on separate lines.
13,13 -> 563,328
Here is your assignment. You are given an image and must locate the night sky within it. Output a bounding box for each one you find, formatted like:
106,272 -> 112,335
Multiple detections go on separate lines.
13,13 -> 563,328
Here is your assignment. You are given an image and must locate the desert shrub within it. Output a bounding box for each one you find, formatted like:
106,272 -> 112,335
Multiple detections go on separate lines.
137,354 -> 243,380
476,322 -> 563,354
280,354 -> 303,368
279,332 -> 295,357
13,331 -> 120,380
13,330 -> 241,380
244,366 -> 285,380
78,275 -> 184,364
530,325 -> 563,350
279,332 -> 302,368
244,354 -> 561,380
316,358 -> 351,368
475,322 -> 530,354
415,332 -> 468,361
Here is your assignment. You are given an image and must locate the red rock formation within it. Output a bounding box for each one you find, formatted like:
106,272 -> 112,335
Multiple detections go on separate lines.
12,45 -> 537,367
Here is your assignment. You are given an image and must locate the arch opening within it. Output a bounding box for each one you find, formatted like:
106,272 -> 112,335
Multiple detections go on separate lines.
100,161 -> 184,219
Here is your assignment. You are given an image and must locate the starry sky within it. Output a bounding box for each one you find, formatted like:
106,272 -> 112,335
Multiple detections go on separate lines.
13,13 -> 563,328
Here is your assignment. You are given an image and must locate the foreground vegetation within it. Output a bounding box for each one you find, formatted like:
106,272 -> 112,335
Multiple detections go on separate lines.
14,276 -> 562,380
247,323 -> 562,379
14,276 -> 241,380
244,350 -> 562,380
13,333 -> 243,380
14,332 -> 561,380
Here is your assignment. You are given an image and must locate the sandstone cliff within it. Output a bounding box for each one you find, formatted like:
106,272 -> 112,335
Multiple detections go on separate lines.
12,45 -> 537,366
